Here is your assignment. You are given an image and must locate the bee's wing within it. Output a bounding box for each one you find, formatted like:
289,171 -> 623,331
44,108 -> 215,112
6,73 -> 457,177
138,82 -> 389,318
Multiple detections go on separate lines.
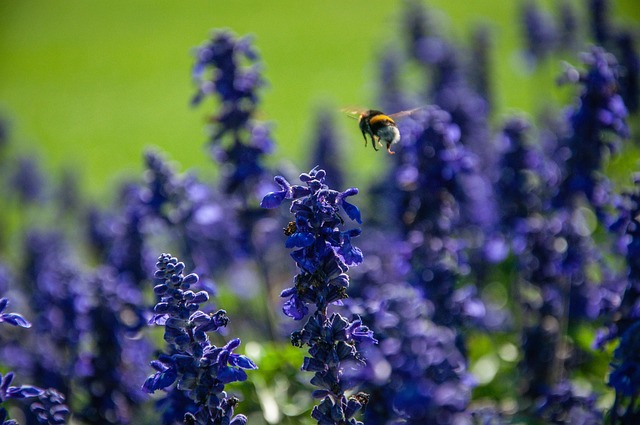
340,107 -> 367,120
388,107 -> 426,120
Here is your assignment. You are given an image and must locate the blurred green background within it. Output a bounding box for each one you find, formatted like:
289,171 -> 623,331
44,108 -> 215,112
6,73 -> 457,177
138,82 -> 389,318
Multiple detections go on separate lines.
0,0 -> 638,197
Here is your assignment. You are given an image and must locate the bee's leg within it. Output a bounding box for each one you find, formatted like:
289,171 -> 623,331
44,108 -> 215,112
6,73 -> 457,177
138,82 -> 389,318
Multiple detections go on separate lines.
386,142 -> 396,154
361,131 -> 368,147
372,136 -> 379,151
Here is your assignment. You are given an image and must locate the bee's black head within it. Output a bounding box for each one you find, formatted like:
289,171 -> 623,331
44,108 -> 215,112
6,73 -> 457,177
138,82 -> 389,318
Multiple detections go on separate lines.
365,110 -> 385,118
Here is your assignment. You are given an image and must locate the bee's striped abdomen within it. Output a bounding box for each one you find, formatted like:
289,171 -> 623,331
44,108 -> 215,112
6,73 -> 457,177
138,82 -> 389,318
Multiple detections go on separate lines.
369,114 -> 396,129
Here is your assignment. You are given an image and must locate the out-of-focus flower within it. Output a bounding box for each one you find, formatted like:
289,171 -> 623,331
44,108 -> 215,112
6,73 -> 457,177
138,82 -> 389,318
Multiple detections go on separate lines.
9,157 -> 45,205
536,380 -> 602,425
558,0 -> 579,52
556,46 -> 629,213
469,25 -> 493,109
351,282 -> 475,425
602,175 -> 640,423
309,110 -> 344,191
192,30 -> 273,196
616,32 -> 639,114
520,0 -> 558,64
589,0 -> 611,45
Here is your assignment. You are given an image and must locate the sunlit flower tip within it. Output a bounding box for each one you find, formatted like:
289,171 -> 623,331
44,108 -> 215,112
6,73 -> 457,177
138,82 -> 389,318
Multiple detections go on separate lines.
232,354 -> 258,371
225,338 -> 241,351
329,273 -> 349,288
280,287 -> 297,298
6,385 -> 43,399
346,320 -> 378,344
183,273 -> 199,285
338,187 -> 359,199
153,284 -> 167,294
0,298 -> 31,328
259,175 -> 291,207
184,290 -> 209,304
230,415 -> 248,425
299,172 -> 315,183
1,372 -> 14,393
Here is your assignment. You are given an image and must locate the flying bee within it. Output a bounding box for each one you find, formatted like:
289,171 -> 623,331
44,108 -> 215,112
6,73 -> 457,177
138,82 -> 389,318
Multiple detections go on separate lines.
342,107 -> 424,154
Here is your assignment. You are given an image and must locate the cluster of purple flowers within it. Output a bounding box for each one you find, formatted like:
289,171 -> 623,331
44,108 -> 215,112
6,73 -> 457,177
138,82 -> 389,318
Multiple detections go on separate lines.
353,1 -> 637,424
143,253 -> 257,425
0,300 -> 70,425
556,46 -> 629,214
192,30 -> 274,196
0,1 -> 639,424
262,167 -> 376,424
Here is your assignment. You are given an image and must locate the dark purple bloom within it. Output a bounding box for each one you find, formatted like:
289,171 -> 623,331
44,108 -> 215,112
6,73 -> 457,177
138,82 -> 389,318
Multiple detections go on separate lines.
311,394 -> 368,425
616,32 -> 639,114
201,338 -> 257,384
265,168 -> 363,319
590,0 -> 611,45
609,321 -> 640,397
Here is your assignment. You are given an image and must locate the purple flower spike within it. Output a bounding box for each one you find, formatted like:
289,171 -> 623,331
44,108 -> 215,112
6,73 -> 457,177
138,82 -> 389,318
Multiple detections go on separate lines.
265,168 -> 373,424
144,253 -> 255,423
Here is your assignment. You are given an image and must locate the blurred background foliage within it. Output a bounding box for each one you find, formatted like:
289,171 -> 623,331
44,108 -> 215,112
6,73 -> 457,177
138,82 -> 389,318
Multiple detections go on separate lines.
1,0 -> 637,198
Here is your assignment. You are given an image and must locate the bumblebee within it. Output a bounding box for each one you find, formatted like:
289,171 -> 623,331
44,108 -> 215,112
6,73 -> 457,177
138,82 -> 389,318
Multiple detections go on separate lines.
343,108 -> 423,154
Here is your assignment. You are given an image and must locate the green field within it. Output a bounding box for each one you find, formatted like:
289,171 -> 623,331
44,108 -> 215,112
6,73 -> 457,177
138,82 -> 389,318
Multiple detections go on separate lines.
0,1 -> 638,197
